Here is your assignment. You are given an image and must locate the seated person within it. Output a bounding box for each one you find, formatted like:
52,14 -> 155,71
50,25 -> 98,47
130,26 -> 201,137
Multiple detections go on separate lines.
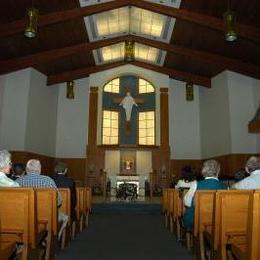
11,163 -> 26,180
175,166 -> 196,189
232,156 -> 260,189
17,159 -> 68,240
0,150 -> 19,187
52,161 -> 77,221
183,160 -> 227,231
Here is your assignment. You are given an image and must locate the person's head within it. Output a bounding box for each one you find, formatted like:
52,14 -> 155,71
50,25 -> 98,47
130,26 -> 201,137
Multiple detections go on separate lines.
26,159 -> 41,174
126,91 -> 130,96
54,161 -> 67,175
201,160 -> 220,178
181,166 -> 195,182
12,163 -> 26,177
0,150 -> 12,174
234,168 -> 246,182
245,156 -> 260,174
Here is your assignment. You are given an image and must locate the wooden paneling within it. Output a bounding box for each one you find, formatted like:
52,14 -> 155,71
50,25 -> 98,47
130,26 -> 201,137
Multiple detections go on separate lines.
55,158 -> 86,185
11,151 -> 55,175
170,153 -> 260,179
10,151 -> 86,183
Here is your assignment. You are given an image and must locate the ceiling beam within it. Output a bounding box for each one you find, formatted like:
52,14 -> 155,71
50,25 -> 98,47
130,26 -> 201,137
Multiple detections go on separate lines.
47,61 -> 126,85
2,34 -> 260,80
131,61 -> 211,88
47,60 -> 211,88
131,35 -> 260,79
0,0 -> 130,38
0,35 -> 129,75
130,0 -> 260,43
1,0 -> 260,44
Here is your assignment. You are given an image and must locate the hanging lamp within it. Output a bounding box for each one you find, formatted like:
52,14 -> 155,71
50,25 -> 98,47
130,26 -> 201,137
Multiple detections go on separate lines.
223,0 -> 237,42
24,1 -> 39,39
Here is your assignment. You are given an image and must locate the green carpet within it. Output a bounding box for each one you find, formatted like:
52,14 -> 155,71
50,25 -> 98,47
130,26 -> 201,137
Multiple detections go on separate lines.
55,215 -> 196,260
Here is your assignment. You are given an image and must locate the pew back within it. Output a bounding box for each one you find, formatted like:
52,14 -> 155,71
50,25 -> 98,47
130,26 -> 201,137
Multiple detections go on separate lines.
214,190 -> 252,254
194,190 -> 216,237
76,187 -> 85,220
247,190 -> 260,260
59,188 -> 71,223
35,188 -> 58,236
0,188 -> 37,247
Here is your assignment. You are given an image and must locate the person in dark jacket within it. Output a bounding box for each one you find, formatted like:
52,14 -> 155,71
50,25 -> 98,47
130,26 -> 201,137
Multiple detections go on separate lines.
52,161 -> 77,221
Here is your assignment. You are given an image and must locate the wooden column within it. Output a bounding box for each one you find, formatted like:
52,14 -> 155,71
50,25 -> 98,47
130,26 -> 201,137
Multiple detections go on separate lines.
88,87 -> 99,147
160,88 -> 169,147
152,87 -> 170,189
85,87 -> 105,186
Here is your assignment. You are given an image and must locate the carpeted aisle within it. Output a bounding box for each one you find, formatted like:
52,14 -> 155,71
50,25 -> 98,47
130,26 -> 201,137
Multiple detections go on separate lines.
55,214 -> 196,260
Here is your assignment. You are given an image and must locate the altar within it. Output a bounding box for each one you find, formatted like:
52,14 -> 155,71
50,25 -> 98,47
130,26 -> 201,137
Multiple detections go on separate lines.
110,175 -> 146,201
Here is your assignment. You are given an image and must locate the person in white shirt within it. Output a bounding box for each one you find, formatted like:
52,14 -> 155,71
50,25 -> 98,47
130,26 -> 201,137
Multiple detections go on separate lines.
175,166 -> 196,189
232,156 -> 260,190
0,150 -> 19,187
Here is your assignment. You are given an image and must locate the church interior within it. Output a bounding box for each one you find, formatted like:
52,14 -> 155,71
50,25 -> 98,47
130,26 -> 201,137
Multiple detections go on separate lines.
0,0 -> 260,259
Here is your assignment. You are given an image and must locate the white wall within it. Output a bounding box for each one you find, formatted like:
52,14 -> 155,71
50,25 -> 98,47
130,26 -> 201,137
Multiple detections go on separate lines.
0,76 -> 6,139
227,71 -> 258,154
89,64 -> 170,146
199,71 -> 231,158
252,78 -> 260,152
55,78 -> 89,158
169,79 -> 201,159
25,69 -> 59,157
0,69 -> 31,150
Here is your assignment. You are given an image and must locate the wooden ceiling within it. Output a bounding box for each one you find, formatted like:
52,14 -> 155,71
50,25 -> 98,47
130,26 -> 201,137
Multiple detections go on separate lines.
0,0 -> 260,87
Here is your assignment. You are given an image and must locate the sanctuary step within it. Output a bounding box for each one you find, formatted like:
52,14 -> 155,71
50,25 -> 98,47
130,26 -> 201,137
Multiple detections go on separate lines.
92,202 -> 161,215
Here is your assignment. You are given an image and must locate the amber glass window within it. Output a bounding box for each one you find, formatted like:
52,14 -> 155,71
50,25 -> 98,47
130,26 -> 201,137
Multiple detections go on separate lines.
138,111 -> 155,145
139,78 -> 154,94
103,78 -> 120,93
102,110 -> 119,145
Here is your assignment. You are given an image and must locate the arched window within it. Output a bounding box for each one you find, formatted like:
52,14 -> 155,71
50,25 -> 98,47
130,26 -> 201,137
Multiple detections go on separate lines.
103,78 -> 120,93
138,78 -> 154,94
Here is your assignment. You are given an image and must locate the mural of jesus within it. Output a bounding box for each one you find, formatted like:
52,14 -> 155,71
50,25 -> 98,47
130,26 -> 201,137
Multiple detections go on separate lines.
119,91 -> 138,121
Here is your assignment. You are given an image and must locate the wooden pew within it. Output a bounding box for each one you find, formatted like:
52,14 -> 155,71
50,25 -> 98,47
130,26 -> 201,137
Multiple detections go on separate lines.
35,188 -> 58,260
59,188 -> 76,243
0,241 -> 16,260
162,188 -> 170,228
231,190 -> 260,260
76,187 -> 85,232
175,189 -> 188,242
84,187 -> 92,227
205,190 -> 252,260
168,189 -> 175,233
0,188 -> 38,260
193,190 -> 216,260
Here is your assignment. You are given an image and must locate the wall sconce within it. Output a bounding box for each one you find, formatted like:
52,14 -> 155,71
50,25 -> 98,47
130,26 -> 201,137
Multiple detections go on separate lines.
223,0 -> 237,42
24,7 -> 39,38
66,81 -> 75,99
186,82 -> 194,101
124,40 -> 135,62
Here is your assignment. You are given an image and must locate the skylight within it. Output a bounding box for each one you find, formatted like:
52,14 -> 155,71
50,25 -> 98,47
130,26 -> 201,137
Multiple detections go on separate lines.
85,7 -> 174,43
95,42 -> 165,65
101,43 -> 125,62
80,0 -> 182,66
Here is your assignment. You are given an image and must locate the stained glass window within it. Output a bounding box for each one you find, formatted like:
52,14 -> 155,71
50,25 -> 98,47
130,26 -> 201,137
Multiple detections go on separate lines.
102,110 -> 119,144
138,111 -> 155,145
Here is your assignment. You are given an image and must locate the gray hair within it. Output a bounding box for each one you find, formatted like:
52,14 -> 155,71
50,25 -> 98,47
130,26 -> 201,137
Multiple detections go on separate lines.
26,159 -> 41,174
201,159 -> 220,178
0,150 -> 11,169
245,156 -> 260,174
